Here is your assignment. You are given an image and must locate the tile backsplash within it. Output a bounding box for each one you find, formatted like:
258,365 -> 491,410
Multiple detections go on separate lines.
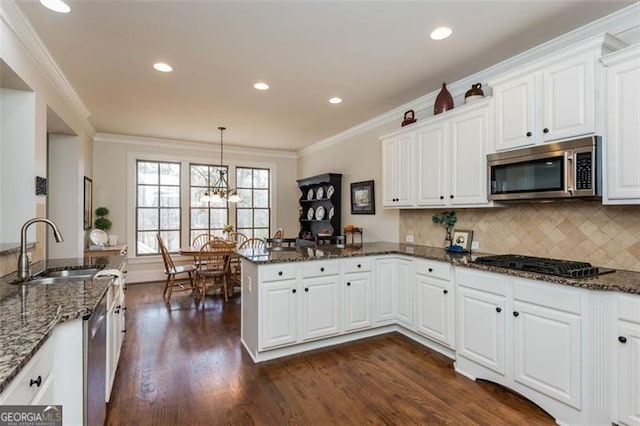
400,201 -> 640,272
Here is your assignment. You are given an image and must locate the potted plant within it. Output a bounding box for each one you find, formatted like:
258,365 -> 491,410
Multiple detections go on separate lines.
432,211 -> 457,248
94,206 -> 112,231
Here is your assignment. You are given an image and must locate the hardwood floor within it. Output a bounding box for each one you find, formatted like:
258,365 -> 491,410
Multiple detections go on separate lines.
106,282 -> 555,425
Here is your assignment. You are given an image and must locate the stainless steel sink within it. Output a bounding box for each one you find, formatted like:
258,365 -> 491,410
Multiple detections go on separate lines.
11,267 -> 103,285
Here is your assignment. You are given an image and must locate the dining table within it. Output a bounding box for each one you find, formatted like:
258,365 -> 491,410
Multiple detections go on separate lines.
179,241 -> 240,296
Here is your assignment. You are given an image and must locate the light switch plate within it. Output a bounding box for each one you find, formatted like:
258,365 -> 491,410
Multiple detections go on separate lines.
405,234 -> 414,243
471,241 -> 480,250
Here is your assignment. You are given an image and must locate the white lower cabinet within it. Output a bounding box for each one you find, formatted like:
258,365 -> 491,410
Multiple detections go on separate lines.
618,295 -> 640,426
343,268 -> 372,332
414,260 -> 454,348
457,284 -> 506,375
260,278 -> 298,349
374,257 -> 412,327
301,275 -> 340,341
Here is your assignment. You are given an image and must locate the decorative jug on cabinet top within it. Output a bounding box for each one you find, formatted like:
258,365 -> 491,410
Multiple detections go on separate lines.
434,82 -> 454,115
464,83 -> 484,104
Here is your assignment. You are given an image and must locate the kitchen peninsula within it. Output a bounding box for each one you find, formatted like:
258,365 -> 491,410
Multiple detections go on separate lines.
237,242 -> 640,426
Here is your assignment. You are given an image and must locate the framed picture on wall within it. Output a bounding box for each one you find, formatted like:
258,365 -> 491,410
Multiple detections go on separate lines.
350,180 -> 375,214
84,177 -> 92,230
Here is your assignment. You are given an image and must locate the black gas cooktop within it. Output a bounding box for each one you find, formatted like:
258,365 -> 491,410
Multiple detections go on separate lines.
473,254 -> 615,278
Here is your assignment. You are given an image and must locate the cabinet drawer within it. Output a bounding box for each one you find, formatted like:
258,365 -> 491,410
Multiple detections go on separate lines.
619,295 -> 640,324
0,336 -> 54,405
456,267 -> 506,296
342,258 -> 372,274
262,264 -> 297,282
301,261 -> 339,278
416,259 -> 451,280
513,278 -> 581,314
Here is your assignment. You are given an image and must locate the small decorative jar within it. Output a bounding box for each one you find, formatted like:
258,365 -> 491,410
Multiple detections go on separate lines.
464,83 -> 484,104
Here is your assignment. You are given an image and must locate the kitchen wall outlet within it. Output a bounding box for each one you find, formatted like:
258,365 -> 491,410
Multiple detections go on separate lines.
405,234 -> 414,243
471,241 -> 480,250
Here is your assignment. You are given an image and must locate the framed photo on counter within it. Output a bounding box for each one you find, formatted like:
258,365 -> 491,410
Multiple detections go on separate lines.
452,229 -> 473,251
350,180 -> 375,214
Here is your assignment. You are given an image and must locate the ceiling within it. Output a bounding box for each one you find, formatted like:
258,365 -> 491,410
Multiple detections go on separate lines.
16,1 -> 633,152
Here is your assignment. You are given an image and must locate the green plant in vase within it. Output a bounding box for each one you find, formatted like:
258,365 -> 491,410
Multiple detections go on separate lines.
94,207 -> 112,231
432,211 -> 457,248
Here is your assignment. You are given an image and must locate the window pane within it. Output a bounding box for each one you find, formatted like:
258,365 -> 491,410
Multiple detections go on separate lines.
210,209 -> 227,229
254,209 -> 269,227
137,186 -> 158,207
189,163 -> 229,240
137,231 -> 158,254
254,169 -> 269,188
237,168 -> 253,188
160,163 -> 180,185
236,189 -> 252,208
254,228 -> 269,239
191,165 -> 209,186
238,228 -> 253,238
161,230 -> 180,252
137,162 -> 158,184
138,208 -> 158,230
237,209 -> 252,228
191,188 -> 208,207
160,208 -> 180,229
254,189 -> 268,208
160,186 -> 180,207
191,209 -> 209,229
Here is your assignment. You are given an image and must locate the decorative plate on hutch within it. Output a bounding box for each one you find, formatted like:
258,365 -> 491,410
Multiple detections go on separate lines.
315,206 -> 325,220
316,187 -> 324,199
307,207 -> 315,220
306,188 -> 314,200
326,185 -> 335,198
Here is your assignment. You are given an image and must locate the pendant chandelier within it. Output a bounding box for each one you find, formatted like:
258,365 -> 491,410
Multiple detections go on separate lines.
201,126 -> 240,203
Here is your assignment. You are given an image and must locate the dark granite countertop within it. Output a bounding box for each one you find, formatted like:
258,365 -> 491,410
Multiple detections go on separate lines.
0,255 -> 126,394
237,242 -> 640,295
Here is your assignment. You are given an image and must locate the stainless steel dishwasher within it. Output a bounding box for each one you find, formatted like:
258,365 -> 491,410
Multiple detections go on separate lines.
85,293 -> 107,426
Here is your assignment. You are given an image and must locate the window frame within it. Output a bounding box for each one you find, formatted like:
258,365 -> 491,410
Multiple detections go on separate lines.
235,166 -> 272,239
188,163 -> 230,243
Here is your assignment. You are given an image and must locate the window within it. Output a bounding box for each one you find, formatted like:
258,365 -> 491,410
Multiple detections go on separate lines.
189,164 -> 229,243
236,167 -> 270,239
136,161 -> 181,255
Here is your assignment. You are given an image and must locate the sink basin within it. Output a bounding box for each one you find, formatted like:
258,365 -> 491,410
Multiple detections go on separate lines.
11,266 -> 104,285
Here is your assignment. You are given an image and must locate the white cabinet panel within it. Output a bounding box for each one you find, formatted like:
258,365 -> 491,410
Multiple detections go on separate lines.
396,260 -> 412,328
301,276 -> 340,341
513,301 -> 582,409
416,122 -> 447,206
457,286 -> 506,375
381,134 -> 415,207
375,258 -> 396,324
494,74 -> 535,150
415,274 -> 454,348
260,279 -> 298,349
618,322 -> 640,426
343,273 -> 372,332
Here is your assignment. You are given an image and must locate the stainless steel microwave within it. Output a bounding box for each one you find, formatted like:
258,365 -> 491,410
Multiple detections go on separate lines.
487,136 -> 602,201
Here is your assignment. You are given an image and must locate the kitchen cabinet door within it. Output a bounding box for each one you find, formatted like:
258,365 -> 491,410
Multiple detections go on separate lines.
415,122 -> 447,206
449,106 -> 491,205
512,301 -> 582,409
260,279 -> 298,349
396,259 -> 413,328
457,286 -> 506,375
602,45 -> 640,204
343,272 -> 372,332
542,52 -> 595,142
301,276 -> 340,341
618,321 -> 640,426
415,274 -> 454,348
381,134 -> 415,207
374,258 -> 397,324
494,73 -> 535,151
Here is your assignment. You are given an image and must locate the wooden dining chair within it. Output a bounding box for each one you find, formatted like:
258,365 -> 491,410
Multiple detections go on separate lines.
228,231 -> 249,248
192,233 -> 215,249
194,239 -> 233,303
239,238 -> 267,251
157,233 -> 196,302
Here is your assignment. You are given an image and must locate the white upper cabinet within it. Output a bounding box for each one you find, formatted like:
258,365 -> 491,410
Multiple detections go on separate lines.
381,133 -> 415,207
492,52 -> 595,151
601,45 -> 640,205
382,99 -> 493,209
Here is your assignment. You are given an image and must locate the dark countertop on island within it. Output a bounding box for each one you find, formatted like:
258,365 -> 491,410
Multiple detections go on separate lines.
0,255 -> 126,394
237,242 -> 640,295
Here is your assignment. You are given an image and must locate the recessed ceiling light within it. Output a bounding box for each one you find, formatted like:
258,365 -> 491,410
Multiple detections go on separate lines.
254,82 -> 269,90
40,0 -> 70,13
329,97 -> 343,104
153,63 -> 173,73
430,27 -> 453,41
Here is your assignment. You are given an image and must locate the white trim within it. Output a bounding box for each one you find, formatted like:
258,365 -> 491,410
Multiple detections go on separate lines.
95,132 -> 297,159
0,0 -> 91,119
297,3 -> 639,157
600,43 -> 640,67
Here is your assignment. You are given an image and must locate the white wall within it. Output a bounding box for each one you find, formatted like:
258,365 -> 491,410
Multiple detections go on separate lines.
0,88 -> 35,243
47,133 -> 84,258
93,134 -> 298,283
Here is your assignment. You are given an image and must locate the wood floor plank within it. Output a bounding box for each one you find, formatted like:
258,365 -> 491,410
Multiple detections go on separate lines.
106,282 -> 555,425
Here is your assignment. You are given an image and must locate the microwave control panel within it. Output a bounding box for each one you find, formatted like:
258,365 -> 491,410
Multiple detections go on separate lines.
575,152 -> 592,190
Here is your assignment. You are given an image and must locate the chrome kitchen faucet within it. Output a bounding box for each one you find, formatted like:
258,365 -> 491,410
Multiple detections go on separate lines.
17,218 -> 64,280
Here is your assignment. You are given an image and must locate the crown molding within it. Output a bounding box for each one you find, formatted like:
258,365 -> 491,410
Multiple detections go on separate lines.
94,132 -> 298,159
298,2 -> 639,158
0,0 -> 90,119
